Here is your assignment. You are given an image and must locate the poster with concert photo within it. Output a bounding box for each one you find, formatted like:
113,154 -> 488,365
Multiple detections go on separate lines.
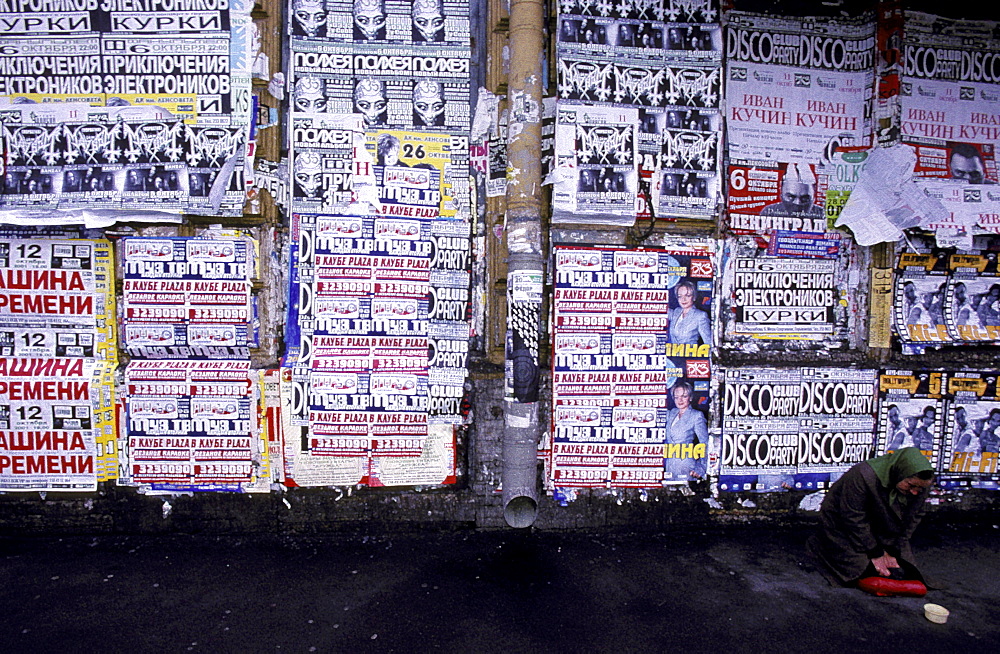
552,103 -> 638,224
941,371 -> 1000,488
185,122 -> 248,215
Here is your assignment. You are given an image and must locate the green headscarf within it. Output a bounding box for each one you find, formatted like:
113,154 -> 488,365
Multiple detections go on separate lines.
866,447 -> 934,512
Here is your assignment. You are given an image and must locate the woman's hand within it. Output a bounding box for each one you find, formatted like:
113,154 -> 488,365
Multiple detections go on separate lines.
871,553 -> 900,577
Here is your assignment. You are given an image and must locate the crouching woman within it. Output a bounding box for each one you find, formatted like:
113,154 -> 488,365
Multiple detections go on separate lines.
808,447 -> 935,589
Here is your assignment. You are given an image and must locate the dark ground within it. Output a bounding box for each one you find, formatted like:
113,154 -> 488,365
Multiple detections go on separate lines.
1,522 -> 998,653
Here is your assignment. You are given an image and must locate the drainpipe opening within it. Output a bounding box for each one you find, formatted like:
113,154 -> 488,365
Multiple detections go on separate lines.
503,495 -> 538,529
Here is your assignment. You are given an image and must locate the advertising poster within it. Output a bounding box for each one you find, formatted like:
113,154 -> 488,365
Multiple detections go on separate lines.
719,367 -> 799,492
121,237 -> 255,359
941,371 -> 1000,488
901,13 -> 1000,153
261,369 -> 285,485
0,3 -> 232,109
724,11 -> 874,165
720,236 -> 855,349
944,247 -> 1000,343
287,211 -> 467,485
286,0 -> 474,223
720,366 -> 878,493
365,129 -> 456,219
823,148 -> 869,225
551,103 -> 639,224
0,357 -> 109,491
290,0 -> 471,53
123,359 -> 260,488
727,161 -> 828,234
794,367 -> 878,490
184,120 -> 249,216
290,112 -> 363,214
0,103 -> 251,219
0,239 -> 117,359
0,238 -> 118,489
0,2 -> 254,221
876,369 -> 944,467
120,236 -> 258,492
281,365 -> 368,487
892,246 -> 953,354
906,139 -> 998,184
292,55 -> 470,133
550,242 -> 714,487
555,0 -> 722,222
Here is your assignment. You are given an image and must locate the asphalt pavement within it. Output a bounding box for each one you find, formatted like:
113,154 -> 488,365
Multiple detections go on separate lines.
1,522 -> 998,653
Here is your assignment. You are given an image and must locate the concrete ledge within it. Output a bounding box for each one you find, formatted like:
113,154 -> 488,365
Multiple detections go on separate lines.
1,484 -> 996,536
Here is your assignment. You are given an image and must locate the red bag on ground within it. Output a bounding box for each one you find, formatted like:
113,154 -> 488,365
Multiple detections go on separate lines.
857,576 -> 927,597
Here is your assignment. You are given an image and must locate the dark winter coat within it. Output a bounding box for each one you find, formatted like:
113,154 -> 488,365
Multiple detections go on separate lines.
807,461 -> 930,585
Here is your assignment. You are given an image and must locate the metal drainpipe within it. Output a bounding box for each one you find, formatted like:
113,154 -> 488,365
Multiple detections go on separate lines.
501,0 -> 545,529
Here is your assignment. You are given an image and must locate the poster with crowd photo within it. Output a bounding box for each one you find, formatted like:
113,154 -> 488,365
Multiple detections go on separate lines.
892,246 -> 953,354
718,366 -> 799,492
876,369 -> 944,468
724,11 -> 874,167
0,115 -> 64,211
900,13 -> 1000,155
118,119 -> 189,212
943,248 -> 1000,343
555,1 -> 722,78
719,236 -> 854,350
551,103 -> 639,225
555,0 -> 722,223
550,243 -> 714,487
184,120 -> 248,215
0,102 -> 251,219
557,2 -> 722,60
654,114 -> 720,220
794,367 -> 878,490
727,161 -> 828,234
941,371 -> 1000,488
